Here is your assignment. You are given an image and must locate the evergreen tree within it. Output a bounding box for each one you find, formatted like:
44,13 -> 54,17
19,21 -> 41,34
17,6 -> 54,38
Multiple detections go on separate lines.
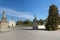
45,4 -> 59,31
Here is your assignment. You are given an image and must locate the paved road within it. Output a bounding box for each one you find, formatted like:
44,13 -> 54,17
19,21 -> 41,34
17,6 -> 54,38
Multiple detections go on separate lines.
0,27 -> 60,40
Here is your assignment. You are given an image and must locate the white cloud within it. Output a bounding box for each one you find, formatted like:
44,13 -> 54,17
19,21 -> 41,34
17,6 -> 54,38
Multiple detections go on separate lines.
0,7 -> 34,20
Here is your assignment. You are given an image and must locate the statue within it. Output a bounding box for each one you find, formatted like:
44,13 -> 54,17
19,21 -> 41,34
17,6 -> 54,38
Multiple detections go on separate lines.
1,11 -> 7,22
0,11 -> 9,31
32,16 -> 38,30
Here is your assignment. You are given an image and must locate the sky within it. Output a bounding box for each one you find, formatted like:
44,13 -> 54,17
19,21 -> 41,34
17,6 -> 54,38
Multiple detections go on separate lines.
0,0 -> 60,22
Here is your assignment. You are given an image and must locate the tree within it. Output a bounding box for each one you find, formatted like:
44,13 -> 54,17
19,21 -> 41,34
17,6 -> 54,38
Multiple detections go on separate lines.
23,20 -> 32,27
59,15 -> 60,25
45,4 -> 59,31
16,20 -> 23,26
37,20 -> 40,25
37,19 -> 44,25
39,19 -> 44,25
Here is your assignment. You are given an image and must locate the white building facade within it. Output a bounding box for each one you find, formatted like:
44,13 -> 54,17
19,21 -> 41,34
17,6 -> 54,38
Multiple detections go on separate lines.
9,18 -> 16,27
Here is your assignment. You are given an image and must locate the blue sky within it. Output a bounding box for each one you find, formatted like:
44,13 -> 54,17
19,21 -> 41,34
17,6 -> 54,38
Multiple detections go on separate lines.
0,0 -> 60,22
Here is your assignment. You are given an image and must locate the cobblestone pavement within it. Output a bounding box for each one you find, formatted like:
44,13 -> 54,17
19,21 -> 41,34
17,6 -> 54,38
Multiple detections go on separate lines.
0,27 -> 60,40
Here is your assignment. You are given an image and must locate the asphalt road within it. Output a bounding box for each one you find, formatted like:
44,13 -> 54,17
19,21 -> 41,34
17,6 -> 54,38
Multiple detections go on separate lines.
0,27 -> 60,40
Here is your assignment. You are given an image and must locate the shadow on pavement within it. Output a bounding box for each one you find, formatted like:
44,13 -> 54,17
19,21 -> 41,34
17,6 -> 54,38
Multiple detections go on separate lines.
20,29 -> 46,31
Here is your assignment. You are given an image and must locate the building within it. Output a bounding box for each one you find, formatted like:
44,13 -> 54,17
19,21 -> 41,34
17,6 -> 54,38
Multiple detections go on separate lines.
9,18 -> 16,27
